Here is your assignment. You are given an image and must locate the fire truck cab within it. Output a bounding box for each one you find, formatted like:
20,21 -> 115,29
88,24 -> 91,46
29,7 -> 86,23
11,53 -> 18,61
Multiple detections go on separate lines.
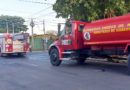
49,20 -> 88,65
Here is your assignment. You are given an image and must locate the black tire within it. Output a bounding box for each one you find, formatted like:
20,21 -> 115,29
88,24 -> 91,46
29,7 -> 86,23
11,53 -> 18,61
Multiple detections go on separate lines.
50,48 -> 62,66
77,58 -> 86,65
127,54 -> 130,74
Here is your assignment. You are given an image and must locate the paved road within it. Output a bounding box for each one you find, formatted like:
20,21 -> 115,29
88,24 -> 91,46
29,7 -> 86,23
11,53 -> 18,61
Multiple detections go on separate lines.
0,51 -> 130,90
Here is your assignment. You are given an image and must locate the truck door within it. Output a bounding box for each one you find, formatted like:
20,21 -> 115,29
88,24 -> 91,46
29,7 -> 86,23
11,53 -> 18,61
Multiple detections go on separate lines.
60,23 -> 74,50
76,24 -> 85,49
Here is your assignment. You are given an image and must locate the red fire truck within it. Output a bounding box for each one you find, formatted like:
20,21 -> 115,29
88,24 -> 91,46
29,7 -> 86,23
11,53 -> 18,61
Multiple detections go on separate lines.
0,33 -> 30,56
48,14 -> 130,72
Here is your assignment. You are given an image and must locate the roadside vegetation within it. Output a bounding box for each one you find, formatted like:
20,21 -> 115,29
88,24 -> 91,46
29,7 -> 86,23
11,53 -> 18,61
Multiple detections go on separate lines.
53,0 -> 130,21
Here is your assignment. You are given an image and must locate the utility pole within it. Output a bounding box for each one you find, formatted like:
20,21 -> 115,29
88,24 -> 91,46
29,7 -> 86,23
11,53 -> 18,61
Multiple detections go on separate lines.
30,19 -> 35,50
58,23 -> 61,36
43,20 -> 46,50
43,20 -> 45,34
12,23 -> 15,34
6,21 -> 9,33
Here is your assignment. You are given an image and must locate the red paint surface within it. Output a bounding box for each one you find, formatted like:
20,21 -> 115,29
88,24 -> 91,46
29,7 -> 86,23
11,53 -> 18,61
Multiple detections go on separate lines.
83,14 -> 130,45
52,14 -> 130,58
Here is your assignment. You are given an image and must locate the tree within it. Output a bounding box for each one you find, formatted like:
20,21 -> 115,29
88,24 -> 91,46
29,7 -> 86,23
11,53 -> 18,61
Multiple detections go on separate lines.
98,0 -> 127,18
0,15 -> 28,33
53,0 -> 130,21
53,0 -> 98,21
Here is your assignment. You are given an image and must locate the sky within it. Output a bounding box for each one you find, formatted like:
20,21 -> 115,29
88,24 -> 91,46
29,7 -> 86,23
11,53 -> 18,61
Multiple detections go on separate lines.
0,0 -> 65,34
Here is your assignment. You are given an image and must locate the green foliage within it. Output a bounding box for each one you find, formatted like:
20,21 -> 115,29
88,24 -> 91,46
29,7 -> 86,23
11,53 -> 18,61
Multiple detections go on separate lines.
0,15 -> 28,33
53,0 -> 130,21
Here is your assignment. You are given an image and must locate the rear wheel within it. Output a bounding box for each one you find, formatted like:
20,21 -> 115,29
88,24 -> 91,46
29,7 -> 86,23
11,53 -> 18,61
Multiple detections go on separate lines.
50,48 -> 62,66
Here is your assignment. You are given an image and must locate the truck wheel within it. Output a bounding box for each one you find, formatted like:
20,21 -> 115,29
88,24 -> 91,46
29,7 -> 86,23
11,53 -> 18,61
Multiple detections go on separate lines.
77,58 -> 86,65
50,48 -> 62,66
127,54 -> 130,74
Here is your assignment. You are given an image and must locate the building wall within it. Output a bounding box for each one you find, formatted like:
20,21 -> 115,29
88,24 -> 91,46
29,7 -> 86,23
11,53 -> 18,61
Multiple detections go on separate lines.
30,34 -> 57,51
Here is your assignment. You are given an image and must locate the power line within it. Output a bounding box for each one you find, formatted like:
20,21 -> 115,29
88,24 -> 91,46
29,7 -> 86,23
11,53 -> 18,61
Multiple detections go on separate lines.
0,8 -> 33,14
34,11 -> 55,19
18,0 -> 53,5
18,0 -> 54,18
28,5 -> 52,17
0,16 -> 64,25
35,21 -> 64,25
20,0 -> 55,18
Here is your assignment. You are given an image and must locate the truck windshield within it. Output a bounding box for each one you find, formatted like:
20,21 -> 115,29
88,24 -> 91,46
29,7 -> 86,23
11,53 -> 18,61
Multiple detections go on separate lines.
13,35 -> 24,41
60,27 -> 66,36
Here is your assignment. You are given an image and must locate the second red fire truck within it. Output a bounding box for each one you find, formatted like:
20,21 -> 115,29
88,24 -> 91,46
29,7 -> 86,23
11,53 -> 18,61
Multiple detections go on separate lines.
0,33 -> 30,56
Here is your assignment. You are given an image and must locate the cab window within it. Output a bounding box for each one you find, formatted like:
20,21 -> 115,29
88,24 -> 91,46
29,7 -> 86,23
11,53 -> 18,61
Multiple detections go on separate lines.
65,23 -> 72,35
60,27 -> 66,37
13,35 -> 24,41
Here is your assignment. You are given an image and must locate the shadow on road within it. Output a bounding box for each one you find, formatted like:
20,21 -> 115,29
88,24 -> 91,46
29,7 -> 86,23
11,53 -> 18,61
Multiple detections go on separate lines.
0,55 -> 26,59
60,60 -> 128,75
